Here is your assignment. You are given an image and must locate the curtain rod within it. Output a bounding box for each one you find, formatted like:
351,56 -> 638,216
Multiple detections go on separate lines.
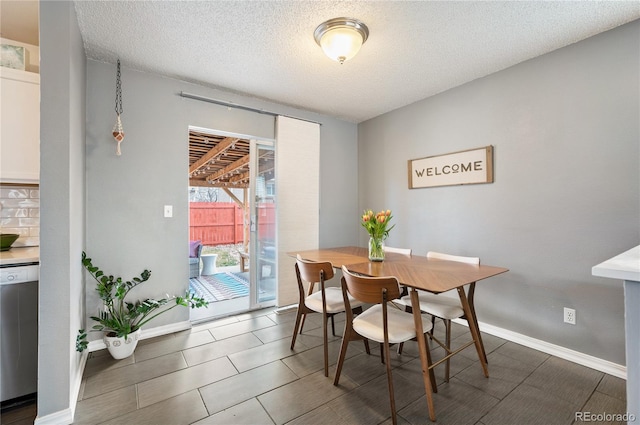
179,91 -> 321,125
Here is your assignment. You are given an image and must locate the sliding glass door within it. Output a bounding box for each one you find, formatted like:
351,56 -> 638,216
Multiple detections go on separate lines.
249,140 -> 277,308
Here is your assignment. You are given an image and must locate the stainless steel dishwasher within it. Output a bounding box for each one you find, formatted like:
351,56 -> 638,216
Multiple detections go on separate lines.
0,263 -> 38,403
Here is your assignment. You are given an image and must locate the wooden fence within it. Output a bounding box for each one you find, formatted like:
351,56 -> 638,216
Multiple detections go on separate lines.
189,202 -> 274,246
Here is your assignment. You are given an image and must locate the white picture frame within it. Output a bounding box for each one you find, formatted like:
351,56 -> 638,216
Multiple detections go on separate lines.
1,44 -> 26,70
408,146 -> 494,189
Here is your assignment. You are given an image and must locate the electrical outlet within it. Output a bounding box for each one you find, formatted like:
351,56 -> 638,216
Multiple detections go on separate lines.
164,205 -> 173,218
564,307 -> 576,325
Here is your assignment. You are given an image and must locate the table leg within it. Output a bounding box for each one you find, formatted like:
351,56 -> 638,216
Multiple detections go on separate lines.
410,288 -> 436,421
467,283 -> 488,363
457,285 -> 489,378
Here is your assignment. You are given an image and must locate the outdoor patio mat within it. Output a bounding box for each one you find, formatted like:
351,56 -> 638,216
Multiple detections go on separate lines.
189,272 -> 249,302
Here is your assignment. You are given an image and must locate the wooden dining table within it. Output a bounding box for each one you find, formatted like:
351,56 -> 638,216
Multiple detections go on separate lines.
288,246 -> 509,421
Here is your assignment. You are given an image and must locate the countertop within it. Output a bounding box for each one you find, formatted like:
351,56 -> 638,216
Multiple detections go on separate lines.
0,246 -> 40,266
592,245 -> 640,282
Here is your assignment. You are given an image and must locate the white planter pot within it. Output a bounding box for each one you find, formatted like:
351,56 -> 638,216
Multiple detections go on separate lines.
103,329 -> 141,359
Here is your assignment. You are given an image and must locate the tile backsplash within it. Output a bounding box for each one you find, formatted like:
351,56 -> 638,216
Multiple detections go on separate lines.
0,185 -> 40,247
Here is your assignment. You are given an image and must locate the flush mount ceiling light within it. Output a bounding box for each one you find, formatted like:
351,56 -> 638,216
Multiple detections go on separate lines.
314,17 -> 369,64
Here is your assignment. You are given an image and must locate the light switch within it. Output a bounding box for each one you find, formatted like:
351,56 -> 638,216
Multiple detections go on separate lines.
164,205 -> 173,218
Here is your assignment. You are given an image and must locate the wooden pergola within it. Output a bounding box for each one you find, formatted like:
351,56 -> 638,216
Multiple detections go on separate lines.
189,130 -> 251,188
188,129 -> 274,253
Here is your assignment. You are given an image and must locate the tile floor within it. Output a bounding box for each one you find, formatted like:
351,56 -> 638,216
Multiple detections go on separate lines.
2,307 -> 628,425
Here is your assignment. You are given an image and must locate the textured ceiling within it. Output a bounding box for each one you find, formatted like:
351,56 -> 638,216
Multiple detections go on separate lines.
17,2 -> 640,123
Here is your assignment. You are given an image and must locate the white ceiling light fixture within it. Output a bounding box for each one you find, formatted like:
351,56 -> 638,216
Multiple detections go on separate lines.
314,17 -> 369,64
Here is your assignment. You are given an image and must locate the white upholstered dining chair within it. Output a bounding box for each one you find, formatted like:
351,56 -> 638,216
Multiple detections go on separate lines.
290,255 -> 366,377
383,246 -> 412,297
335,265 -> 433,425
383,246 -> 412,256
396,251 -> 482,382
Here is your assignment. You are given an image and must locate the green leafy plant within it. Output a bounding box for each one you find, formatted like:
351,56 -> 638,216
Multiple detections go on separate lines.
76,251 -> 208,352
75,329 -> 88,352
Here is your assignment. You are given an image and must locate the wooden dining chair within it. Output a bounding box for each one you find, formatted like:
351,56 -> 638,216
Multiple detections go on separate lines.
334,266 -> 433,425
290,255 -> 365,377
396,251 -> 482,382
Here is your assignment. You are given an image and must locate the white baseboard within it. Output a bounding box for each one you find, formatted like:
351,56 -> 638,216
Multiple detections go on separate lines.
36,322 -> 194,425
86,320 -> 193,352
70,349 -> 88,419
34,350 -> 88,425
274,304 -> 297,314
454,318 -> 627,379
38,317 -> 625,425
48,321 -> 193,425
33,407 -> 73,425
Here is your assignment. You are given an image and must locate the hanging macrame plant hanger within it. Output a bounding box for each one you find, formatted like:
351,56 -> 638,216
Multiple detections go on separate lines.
112,59 -> 124,155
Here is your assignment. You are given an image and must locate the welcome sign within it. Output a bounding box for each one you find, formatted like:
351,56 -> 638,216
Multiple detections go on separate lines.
408,146 -> 493,189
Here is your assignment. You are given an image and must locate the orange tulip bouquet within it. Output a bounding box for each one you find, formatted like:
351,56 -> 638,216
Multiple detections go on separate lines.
361,209 -> 395,261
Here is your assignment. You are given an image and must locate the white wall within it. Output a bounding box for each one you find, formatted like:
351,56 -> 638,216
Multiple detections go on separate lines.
357,20 -> 639,366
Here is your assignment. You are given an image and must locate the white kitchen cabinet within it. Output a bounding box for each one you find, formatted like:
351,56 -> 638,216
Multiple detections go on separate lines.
1,67 -> 40,183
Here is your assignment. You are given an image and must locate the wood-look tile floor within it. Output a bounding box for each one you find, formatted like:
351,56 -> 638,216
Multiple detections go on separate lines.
3,307 -> 627,425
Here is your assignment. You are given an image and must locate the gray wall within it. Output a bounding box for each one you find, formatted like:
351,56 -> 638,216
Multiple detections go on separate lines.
38,5 -> 358,419
358,20 -> 639,365
84,61 -> 359,338
39,0 -> 86,420
39,2 -> 636,420
318,119 -> 359,247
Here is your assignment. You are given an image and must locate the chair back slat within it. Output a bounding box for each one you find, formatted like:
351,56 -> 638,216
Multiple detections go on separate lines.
384,246 -> 412,256
296,255 -> 335,283
427,251 -> 480,265
341,265 -> 401,304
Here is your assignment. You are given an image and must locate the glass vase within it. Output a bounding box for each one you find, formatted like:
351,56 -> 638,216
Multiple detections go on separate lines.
368,236 -> 385,262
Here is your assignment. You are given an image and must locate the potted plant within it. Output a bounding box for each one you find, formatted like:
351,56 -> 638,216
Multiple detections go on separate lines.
76,251 -> 208,359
